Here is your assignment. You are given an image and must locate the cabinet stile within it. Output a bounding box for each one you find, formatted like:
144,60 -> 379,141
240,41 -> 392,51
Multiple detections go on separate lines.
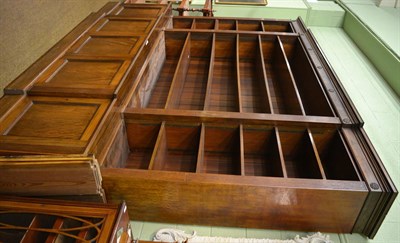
165,32 -> 191,109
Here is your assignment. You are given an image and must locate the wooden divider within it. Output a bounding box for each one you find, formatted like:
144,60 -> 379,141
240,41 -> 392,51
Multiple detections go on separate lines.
165,32 -> 191,108
145,32 -> 188,108
237,34 -> 271,113
125,122 -> 161,169
172,17 -> 295,33
207,33 -> 240,112
167,32 -> 213,110
151,123 -> 201,172
260,35 -> 303,115
277,127 -> 324,179
203,33 -> 216,110
123,119 -> 362,182
236,34 -> 243,112
280,36 -> 335,117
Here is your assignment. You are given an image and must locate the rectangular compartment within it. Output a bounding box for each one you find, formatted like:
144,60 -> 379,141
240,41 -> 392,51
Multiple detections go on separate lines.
194,19 -> 215,29
152,124 -> 201,172
207,34 -> 239,112
278,127 -> 323,179
238,35 -> 271,113
144,32 -> 188,108
168,32 -> 212,110
201,125 -> 241,175
173,18 -> 193,29
312,129 -> 360,181
243,126 -> 284,177
217,19 -> 236,30
125,122 -> 161,169
260,36 -> 303,115
280,36 -> 334,117
237,20 -> 263,31
263,21 -> 293,32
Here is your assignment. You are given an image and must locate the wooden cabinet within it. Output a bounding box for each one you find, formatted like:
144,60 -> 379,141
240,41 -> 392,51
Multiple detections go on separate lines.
0,197 -> 131,242
0,2 -> 396,239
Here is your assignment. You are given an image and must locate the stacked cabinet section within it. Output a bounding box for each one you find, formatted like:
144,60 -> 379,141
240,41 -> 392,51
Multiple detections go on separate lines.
0,3 -> 396,239
103,15 -> 396,238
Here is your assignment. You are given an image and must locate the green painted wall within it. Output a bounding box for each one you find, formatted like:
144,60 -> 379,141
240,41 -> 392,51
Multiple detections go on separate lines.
343,10 -> 400,96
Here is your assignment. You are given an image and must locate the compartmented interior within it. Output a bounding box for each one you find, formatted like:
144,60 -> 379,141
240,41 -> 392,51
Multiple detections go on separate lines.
119,19 -> 361,180
172,18 -> 294,33
129,27 -> 334,117
115,120 -> 361,182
